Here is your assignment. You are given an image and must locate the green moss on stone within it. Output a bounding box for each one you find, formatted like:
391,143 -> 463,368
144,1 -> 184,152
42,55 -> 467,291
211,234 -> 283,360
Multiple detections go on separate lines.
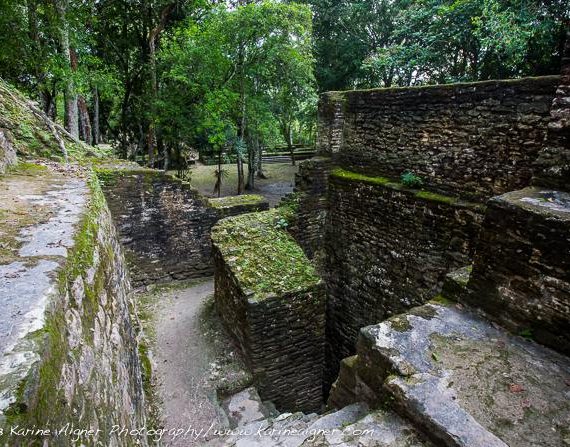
390,316 -> 412,332
208,194 -> 265,209
9,161 -> 48,175
331,168 -> 392,186
409,304 -> 439,320
415,190 -> 459,205
431,295 -> 453,306
211,209 -> 320,301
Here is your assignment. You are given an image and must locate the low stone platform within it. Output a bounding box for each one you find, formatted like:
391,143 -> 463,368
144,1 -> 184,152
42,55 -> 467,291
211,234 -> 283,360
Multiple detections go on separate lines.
208,398 -> 430,447
329,301 -> 570,447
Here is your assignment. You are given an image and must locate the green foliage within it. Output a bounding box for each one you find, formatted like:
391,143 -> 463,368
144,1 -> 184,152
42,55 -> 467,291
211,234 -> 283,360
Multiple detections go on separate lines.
401,171 -> 424,188
303,0 -> 567,91
158,1 -> 317,162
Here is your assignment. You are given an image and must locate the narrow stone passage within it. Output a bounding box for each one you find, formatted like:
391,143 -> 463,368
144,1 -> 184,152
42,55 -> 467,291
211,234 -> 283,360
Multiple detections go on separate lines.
140,279 -> 249,446
154,280 -> 217,446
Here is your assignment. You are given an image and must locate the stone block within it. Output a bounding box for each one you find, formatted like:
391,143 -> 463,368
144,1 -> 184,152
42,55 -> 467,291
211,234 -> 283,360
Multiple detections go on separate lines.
212,210 -> 326,413
466,187 -> 570,354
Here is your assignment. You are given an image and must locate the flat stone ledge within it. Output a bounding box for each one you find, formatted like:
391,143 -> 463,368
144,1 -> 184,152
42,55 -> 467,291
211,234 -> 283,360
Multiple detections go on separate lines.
359,302 -> 570,447
0,168 -> 87,414
495,186 -> 570,218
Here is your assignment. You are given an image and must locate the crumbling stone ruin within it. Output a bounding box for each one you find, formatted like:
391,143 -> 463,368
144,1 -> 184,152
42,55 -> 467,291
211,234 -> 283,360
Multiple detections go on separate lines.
211,33 -> 570,446
0,32 -> 568,447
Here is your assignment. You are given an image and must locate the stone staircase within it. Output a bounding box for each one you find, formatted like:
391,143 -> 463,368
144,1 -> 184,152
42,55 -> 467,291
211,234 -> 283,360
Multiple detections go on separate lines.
328,298 -> 570,447
207,387 -> 431,446
207,264 -> 570,447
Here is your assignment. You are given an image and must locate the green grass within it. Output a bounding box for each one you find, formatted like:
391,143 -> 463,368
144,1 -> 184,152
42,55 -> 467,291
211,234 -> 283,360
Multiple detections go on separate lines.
415,190 -> 458,205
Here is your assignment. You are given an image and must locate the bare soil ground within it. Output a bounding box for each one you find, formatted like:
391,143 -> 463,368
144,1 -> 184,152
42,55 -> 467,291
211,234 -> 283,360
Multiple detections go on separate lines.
136,279 -> 251,446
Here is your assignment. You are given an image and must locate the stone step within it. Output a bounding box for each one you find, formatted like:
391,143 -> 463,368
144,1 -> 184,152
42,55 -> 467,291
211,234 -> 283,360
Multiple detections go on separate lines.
300,408 -> 432,447
206,401 -> 429,446
341,301 -> 570,447
220,386 -> 277,428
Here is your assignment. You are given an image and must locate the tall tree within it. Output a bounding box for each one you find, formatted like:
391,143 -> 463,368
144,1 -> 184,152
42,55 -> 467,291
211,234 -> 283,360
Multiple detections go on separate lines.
54,0 -> 79,138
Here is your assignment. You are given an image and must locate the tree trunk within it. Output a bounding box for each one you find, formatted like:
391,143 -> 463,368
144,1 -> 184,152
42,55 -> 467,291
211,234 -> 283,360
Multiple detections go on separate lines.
92,86 -> 100,145
256,142 -> 267,179
214,150 -> 223,197
147,3 -> 176,168
55,0 -> 78,138
78,95 -> 92,145
285,123 -> 295,166
236,74 -> 246,195
246,134 -> 255,190
147,30 -> 157,167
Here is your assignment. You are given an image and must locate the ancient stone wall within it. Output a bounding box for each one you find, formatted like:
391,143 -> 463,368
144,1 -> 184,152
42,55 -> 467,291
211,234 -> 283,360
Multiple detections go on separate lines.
323,170 -> 484,387
316,92 -> 345,154
98,169 -> 267,287
318,77 -> 559,201
289,156 -> 332,264
465,187 -> 570,355
211,210 -> 325,413
534,31 -> 570,191
0,174 -> 146,446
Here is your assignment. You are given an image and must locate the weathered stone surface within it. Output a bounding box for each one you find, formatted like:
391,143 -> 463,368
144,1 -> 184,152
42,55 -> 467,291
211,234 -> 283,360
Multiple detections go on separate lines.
207,402 -> 430,447
222,387 -> 272,428
534,31 -> 570,191
318,77 -> 559,201
441,266 -> 472,303
212,210 -> 326,413
0,167 -> 146,446
0,128 -> 16,174
316,92 -> 345,155
331,302 -> 570,447
324,171 -> 484,388
300,409 -> 431,447
289,156 -> 332,265
99,169 -> 268,286
466,187 -> 570,354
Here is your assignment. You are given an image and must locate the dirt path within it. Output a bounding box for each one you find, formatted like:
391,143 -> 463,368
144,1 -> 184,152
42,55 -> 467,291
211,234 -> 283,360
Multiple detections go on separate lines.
141,279 -> 250,446
151,280 -> 220,446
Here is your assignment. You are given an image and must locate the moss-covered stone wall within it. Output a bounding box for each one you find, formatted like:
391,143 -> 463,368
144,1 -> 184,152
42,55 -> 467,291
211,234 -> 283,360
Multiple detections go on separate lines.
317,77 -> 559,201
0,129 -> 17,174
323,170 -> 484,389
98,169 -> 268,287
0,175 -> 147,446
211,210 -> 326,413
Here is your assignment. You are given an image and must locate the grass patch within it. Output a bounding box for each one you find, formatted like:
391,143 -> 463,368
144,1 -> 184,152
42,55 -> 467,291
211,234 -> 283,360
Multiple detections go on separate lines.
415,190 -> 458,205
332,167 -> 466,206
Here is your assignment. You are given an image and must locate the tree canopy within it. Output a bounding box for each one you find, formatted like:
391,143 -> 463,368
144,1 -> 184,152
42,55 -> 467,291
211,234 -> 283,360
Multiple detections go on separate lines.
0,0 -> 566,176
